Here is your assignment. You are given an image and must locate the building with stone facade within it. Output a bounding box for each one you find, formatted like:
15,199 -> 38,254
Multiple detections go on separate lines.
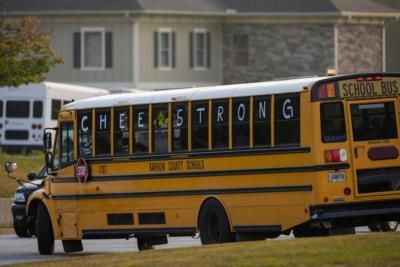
4,0 -> 400,90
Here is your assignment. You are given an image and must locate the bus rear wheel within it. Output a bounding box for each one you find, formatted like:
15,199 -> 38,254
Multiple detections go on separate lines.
199,199 -> 235,244
369,221 -> 399,232
36,203 -> 54,255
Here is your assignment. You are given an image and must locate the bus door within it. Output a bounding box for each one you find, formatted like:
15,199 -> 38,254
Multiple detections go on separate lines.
346,98 -> 400,197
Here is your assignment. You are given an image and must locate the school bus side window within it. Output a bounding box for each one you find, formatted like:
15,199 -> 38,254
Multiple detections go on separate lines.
212,99 -> 229,149
320,102 -> 347,143
192,101 -> 208,150
275,94 -> 300,146
114,108 -> 130,154
172,102 -> 188,151
254,96 -> 271,147
95,109 -> 111,155
134,106 -> 149,153
60,123 -> 74,167
152,104 -> 169,153
232,98 -> 250,148
78,110 -> 93,157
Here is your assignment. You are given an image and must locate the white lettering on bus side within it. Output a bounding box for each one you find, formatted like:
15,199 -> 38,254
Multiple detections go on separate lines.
119,112 -> 126,129
196,107 -> 205,124
176,108 -> 183,127
81,115 -> 88,132
258,100 -> 266,120
283,99 -> 294,119
217,105 -> 224,122
99,114 -> 107,130
138,112 -> 144,128
237,103 -> 245,121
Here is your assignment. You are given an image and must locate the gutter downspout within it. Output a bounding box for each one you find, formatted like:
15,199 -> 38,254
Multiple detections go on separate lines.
124,12 -> 138,89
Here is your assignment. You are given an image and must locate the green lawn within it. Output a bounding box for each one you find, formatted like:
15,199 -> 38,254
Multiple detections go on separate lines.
12,233 -> 400,267
0,150 -> 44,198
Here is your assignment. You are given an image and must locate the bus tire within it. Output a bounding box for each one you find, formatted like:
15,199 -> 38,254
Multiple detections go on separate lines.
368,223 -> 380,232
137,237 -> 154,251
13,220 -> 32,238
379,221 -> 398,232
36,203 -> 54,255
199,199 -> 234,244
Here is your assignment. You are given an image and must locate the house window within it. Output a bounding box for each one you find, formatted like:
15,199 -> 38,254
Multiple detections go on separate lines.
233,34 -> 249,66
155,29 -> 175,69
190,29 -> 211,69
82,28 -> 105,70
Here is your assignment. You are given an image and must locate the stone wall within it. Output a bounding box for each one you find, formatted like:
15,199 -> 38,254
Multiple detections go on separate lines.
337,24 -> 383,74
0,199 -> 13,225
222,24 -> 335,84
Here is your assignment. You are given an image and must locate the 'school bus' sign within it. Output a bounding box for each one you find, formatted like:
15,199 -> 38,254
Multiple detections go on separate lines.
338,77 -> 400,98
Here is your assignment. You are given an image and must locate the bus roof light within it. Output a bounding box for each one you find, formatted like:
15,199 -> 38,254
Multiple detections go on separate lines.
366,77 -> 373,81
326,83 -> 336,98
375,76 -> 382,81
318,84 -> 327,99
356,77 -> 364,82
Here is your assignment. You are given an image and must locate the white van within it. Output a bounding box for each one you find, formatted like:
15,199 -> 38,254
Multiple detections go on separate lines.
0,82 -> 109,152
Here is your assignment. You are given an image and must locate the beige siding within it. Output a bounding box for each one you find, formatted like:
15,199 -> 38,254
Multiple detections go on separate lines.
138,16 -> 222,86
42,17 -> 133,84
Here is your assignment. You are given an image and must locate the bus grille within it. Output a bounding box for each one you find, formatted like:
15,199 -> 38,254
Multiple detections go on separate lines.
5,130 -> 29,140
357,167 -> 400,194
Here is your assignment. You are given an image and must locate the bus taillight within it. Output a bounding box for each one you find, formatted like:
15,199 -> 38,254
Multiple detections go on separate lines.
37,124 -> 42,129
324,149 -> 347,163
32,124 -> 37,129
0,123 -> 2,129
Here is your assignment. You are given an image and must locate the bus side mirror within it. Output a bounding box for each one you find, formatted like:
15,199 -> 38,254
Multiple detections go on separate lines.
4,162 -> 17,175
45,152 -> 53,171
43,132 -> 52,152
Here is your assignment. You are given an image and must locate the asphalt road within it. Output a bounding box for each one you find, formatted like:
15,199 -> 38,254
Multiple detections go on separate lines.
0,227 -> 372,266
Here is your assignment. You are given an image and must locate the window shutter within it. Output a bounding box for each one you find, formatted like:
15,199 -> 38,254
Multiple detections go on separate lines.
73,32 -> 81,68
105,32 -> 113,68
207,32 -> 211,68
172,31 -> 176,68
189,32 -> 194,68
154,32 -> 159,68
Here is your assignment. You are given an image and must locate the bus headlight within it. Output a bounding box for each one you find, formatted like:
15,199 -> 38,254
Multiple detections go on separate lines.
328,171 -> 346,183
14,192 -> 26,202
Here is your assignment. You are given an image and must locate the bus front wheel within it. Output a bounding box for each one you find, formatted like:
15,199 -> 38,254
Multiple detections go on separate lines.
199,199 -> 235,244
36,203 -> 54,255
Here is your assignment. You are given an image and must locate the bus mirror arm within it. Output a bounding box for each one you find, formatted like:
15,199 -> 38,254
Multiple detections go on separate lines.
4,162 -> 38,195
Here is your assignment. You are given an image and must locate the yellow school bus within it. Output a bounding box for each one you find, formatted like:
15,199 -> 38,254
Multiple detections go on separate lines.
13,73 -> 400,254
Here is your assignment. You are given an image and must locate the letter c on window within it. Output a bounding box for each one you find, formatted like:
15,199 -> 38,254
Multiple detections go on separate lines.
81,115 -> 88,132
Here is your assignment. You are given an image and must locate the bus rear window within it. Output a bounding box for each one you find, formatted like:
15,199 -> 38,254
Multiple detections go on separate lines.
6,101 -> 29,118
351,102 -> 397,141
0,100 -> 3,117
320,102 -> 346,143
33,101 -> 43,118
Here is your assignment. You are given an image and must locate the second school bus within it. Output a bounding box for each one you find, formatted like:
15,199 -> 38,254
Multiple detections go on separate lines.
17,73 -> 400,254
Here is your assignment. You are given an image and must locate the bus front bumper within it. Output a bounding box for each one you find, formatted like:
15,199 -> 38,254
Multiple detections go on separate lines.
309,198 -> 400,226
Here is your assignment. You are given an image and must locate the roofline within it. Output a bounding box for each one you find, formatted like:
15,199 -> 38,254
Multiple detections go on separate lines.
5,10 -> 400,19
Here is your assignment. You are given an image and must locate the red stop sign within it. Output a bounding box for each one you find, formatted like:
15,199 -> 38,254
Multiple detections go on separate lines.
76,158 -> 88,183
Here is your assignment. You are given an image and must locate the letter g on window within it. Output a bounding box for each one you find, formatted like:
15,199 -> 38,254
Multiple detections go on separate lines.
282,99 -> 294,119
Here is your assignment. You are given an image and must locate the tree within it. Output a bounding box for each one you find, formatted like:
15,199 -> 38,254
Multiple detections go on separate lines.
0,16 -> 63,87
